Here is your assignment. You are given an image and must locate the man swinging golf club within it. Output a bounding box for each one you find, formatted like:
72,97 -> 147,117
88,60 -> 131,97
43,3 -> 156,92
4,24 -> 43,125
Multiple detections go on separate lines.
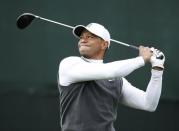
58,23 -> 165,131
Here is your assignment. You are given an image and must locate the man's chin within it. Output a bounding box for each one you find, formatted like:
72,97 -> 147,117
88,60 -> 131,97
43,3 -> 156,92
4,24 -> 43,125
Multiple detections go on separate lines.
79,48 -> 88,55
80,53 -> 88,58
79,51 -> 90,58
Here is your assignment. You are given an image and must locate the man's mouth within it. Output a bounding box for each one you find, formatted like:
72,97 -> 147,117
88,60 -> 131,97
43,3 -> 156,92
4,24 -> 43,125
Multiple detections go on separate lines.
79,44 -> 89,47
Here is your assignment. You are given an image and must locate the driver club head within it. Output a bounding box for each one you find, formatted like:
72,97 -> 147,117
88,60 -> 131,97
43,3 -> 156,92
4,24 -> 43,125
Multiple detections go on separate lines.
16,13 -> 36,29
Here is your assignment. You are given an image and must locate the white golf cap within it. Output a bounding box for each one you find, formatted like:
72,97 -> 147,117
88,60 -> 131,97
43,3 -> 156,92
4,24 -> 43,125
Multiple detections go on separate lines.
73,23 -> 111,47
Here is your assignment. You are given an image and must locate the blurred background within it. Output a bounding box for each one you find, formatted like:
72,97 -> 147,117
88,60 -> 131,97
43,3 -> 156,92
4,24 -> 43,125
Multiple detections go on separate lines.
0,0 -> 178,130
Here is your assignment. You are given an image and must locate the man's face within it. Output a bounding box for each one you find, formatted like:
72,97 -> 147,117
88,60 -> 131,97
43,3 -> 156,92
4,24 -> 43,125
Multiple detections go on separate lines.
78,30 -> 107,59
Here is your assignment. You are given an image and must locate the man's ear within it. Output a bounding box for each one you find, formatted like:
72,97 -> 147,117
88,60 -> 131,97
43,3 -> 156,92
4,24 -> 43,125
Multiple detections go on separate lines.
101,41 -> 108,50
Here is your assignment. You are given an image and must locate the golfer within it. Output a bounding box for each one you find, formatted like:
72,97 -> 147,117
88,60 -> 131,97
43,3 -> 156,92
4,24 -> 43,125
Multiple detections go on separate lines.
58,23 -> 165,131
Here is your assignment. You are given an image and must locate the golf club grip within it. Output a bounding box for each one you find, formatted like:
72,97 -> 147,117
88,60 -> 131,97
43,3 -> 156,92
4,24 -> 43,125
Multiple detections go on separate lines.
129,45 -> 139,50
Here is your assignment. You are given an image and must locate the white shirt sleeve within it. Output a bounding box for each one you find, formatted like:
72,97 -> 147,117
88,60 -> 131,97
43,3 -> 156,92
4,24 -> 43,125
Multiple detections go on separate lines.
120,69 -> 163,112
59,56 -> 145,86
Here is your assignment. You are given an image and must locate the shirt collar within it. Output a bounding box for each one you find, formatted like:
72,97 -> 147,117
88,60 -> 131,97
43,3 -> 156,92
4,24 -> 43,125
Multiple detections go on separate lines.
81,56 -> 103,63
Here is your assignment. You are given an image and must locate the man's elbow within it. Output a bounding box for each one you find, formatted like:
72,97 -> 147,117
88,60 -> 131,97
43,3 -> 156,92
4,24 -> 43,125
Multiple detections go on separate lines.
144,103 -> 158,112
146,107 -> 157,112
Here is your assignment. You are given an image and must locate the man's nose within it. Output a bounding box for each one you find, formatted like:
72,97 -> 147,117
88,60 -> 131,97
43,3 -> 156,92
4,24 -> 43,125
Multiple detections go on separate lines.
80,37 -> 88,42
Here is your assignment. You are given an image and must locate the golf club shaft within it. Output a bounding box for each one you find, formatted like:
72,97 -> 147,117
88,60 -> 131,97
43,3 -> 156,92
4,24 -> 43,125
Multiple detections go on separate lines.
110,39 -> 138,50
39,16 -> 139,50
35,15 -> 74,29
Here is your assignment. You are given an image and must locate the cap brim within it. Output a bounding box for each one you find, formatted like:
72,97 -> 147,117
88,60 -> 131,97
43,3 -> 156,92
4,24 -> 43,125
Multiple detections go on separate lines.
73,25 -> 86,38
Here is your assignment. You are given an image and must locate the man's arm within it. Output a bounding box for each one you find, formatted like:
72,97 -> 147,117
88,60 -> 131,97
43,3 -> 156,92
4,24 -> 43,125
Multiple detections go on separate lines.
59,56 -> 145,86
120,69 -> 163,112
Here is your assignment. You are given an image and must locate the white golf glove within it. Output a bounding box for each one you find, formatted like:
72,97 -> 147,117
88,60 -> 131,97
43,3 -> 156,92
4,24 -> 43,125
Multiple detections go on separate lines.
150,47 -> 165,69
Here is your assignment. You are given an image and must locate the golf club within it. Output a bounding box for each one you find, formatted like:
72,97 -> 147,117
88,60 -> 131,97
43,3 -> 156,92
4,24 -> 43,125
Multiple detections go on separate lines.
16,13 -> 139,50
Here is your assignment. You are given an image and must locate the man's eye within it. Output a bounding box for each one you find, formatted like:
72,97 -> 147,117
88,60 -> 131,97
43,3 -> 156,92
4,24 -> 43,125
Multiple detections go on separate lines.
79,35 -> 95,39
87,36 -> 94,39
